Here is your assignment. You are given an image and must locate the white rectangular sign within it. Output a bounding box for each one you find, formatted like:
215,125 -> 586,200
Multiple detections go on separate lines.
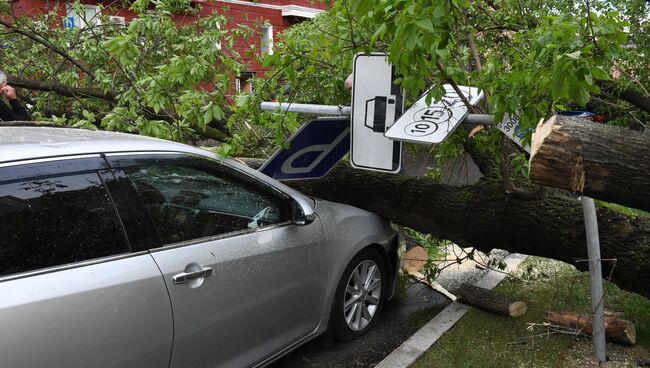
350,53 -> 403,173
385,85 -> 483,144
496,113 -> 531,153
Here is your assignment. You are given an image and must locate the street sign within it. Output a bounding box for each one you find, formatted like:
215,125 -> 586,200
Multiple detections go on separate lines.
385,85 -> 483,144
496,113 -> 531,153
350,53 -> 403,173
259,117 -> 350,180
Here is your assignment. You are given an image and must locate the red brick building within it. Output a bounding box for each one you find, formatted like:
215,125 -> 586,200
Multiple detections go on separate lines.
11,0 -> 328,92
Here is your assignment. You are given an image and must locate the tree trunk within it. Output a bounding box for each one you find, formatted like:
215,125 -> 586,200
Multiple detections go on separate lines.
529,115 -> 650,212
282,162 -> 650,298
544,310 -> 636,345
456,284 -> 527,317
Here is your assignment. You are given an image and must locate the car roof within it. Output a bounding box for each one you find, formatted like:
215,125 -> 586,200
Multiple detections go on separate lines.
0,126 -> 317,215
0,126 -> 216,164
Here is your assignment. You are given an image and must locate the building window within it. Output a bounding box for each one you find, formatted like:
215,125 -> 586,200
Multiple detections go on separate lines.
260,25 -> 273,56
236,72 -> 255,94
108,15 -> 126,27
64,4 -> 100,29
215,22 -> 222,51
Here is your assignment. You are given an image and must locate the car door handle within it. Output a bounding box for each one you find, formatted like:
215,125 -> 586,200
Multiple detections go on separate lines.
172,267 -> 213,284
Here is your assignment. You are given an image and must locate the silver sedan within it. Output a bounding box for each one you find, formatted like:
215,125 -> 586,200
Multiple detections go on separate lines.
0,127 -> 400,368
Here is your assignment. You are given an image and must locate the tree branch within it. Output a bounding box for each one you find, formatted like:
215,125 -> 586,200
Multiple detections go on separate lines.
611,86 -> 650,114
0,19 -> 97,79
7,76 -> 116,101
435,61 -> 478,113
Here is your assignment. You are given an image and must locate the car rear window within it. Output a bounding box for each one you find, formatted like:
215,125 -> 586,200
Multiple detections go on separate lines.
0,172 -> 130,277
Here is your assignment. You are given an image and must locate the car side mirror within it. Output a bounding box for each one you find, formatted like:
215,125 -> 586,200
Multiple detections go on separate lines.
291,200 -> 315,226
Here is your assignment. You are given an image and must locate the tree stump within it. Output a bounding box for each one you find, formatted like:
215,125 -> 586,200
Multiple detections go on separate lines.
530,115 -> 650,212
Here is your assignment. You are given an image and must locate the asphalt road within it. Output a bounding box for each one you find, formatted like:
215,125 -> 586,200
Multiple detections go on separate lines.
269,282 -> 449,368
270,245 -> 497,368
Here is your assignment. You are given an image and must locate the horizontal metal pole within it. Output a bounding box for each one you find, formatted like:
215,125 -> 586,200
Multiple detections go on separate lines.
260,102 -> 494,126
261,102 -> 351,116
463,114 -> 494,125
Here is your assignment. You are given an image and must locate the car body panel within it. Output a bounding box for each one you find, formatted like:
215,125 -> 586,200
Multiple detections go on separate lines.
149,221 -> 326,368
0,254 -> 174,368
309,200 -> 399,334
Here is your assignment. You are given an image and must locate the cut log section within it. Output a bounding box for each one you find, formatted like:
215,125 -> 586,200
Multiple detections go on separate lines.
456,283 -> 528,317
402,245 -> 429,274
402,246 -> 457,301
530,115 -> 650,212
544,310 -> 636,345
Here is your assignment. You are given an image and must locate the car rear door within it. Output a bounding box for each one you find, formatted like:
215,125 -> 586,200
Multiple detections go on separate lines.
108,153 -> 326,368
0,156 -> 173,368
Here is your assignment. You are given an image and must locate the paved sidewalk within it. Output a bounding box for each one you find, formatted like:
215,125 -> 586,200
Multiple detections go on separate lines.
374,253 -> 527,368
271,246 -> 520,368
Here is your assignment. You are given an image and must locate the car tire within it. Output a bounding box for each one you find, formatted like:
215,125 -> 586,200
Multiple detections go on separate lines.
332,248 -> 387,342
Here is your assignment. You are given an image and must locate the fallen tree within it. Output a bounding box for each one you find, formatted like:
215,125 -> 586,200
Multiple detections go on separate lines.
5,0 -> 650,300
279,162 -> 650,298
530,115 -> 650,212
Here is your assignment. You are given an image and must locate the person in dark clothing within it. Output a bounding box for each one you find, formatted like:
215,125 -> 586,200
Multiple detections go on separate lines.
0,71 -> 32,122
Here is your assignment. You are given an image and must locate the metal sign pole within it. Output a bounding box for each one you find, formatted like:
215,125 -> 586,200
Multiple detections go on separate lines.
260,102 -> 351,116
260,102 -> 495,125
581,196 -> 607,363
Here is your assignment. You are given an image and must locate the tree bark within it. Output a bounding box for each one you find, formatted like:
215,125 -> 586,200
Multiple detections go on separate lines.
529,115 -> 650,212
8,76 -> 116,102
457,284 -> 527,317
544,310 -> 636,345
599,81 -> 650,115
282,162 -> 650,298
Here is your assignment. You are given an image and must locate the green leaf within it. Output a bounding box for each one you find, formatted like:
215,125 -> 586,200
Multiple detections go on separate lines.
566,50 -> 581,59
415,19 -> 434,32
203,109 -> 213,125
592,66 -> 611,80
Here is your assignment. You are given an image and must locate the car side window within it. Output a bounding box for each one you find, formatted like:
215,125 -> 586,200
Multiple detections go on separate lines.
123,164 -> 290,245
0,172 -> 130,277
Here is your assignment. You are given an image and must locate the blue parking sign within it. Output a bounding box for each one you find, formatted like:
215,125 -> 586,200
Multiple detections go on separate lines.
260,118 -> 350,180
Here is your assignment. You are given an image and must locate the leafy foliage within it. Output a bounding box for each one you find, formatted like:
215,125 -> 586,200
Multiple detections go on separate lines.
0,0 -> 252,141
254,0 -> 647,172
1,0 -> 648,165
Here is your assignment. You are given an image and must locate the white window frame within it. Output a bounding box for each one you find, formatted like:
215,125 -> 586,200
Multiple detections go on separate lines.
65,4 -> 101,30
215,22 -> 222,51
260,25 -> 273,56
236,73 -> 255,94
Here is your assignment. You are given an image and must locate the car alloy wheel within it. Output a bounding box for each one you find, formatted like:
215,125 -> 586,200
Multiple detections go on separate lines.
332,248 -> 387,341
344,260 -> 382,331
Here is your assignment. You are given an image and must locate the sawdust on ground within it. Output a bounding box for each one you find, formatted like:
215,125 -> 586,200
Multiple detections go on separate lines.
561,340 -> 650,367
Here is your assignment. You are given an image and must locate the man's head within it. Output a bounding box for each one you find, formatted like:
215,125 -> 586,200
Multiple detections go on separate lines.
0,71 -> 16,100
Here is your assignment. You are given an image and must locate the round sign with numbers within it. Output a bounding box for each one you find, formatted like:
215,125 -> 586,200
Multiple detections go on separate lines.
403,121 -> 439,137
402,107 -> 454,137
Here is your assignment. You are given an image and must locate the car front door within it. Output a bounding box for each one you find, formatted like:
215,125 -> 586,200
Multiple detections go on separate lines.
108,153 -> 326,368
0,156 -> 173,368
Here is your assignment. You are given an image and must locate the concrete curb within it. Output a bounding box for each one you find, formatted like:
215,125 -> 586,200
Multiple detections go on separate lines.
374,253 -> 528,368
